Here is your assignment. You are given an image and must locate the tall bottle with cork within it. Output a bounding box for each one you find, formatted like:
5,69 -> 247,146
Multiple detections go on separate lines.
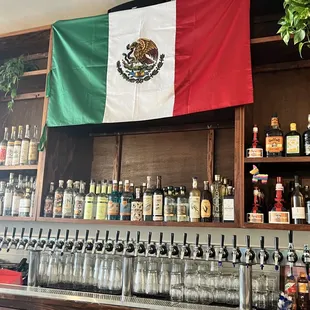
153,175 -> 164,221
143,176 -> 153,221
189,177 -> 200,222
200,181 -> 212,222
84,180 -> 96,220
5,126 -> 16,166
12,126 -> 23,166
0,127 -> 8,166
28,125 -> 38,165
291,175 -> 306,224
20,125 -> 30,165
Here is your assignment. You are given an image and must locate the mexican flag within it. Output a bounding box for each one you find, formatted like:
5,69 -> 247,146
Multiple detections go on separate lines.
47,0 -> 252,126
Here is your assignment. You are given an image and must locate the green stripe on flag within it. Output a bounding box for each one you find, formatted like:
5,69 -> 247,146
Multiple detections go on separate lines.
47,14 -> 109,126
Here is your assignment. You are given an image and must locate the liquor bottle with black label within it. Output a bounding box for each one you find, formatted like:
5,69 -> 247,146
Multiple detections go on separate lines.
223,185 -> 235,223
265,114 -> 283,157
107,180 -> 120,220
84,180 -> 96,220
200,181 -> 212,222
177,186 -> 189,222
0,127 -> 8,166
53,180 -> 64,218
44,182 -> 54,217
5,126 -> 15,166
291,175 -> 306,224
189,177 -> 201,222
20,125 -> 30,165
120,180 -> 132,221
28,125 -> 38,165
153,175 -> 164,221
12,126 -> 23,166
285,123 -> 301,156
143,176 -> 153,221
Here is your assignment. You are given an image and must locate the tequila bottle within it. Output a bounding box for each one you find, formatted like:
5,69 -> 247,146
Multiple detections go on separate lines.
107,180 -> 120,220
62,180 -> 74,218
28,125 -> 39,164
131,187 -> 143,221
223,185 -> 235,223
5,126 -> 15,166
212,175 -> 223,222
53,180 -> 64,218
74,182 -> 85,219
153,176 -> 164,221
0,181 -> 5,216
3,173 -> 14,216
285,123 -> 301,156
12,126 -> 23,166
20,125 -> 30,165
0,127 -> 8,166
12,175 -> 24,216
177,186 -> 189,222
143,176 -> 153,221
189,177 -> 201,222
291,175 -> 306,224
96,180 -> 108,220
120,180 -> 132,221
201,181 -> 213,222
19,188 -> 31,217
44,182 -> 54,217
265,114 -> 283,157
164,186 -> 176,222
84,180 -> 96,220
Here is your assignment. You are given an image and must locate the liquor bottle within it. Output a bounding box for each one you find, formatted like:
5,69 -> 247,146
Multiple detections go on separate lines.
174,187 -> 180,197
221,178 -> 228,197
164,186 -> 177,222
62,180 -> 74,218
30,177 -> 36,217
200,181 -> 213,222
53,180 -> 64,218
285,274 -> 297,310
120,180 -> 132,221
212,175 -> 223,222
73,181 -> 80,200
74,182 -> 85,219
130,183 -> 135,196
143,176 -> 153,221
19,188 -> 31,217
118,181 -> 123,194
163,187 -> 168,196
285,123 -> 301,156
93,181 -> 101,219
95,180 -> 108,220
84,180 -> 96,220
107,180 -> 112,196
11,175 -> 24,216
3,173 -> 14,216
28,125 -> 38,165
142,183 -> 147,194
0,181 -> 5,216
246,124 -> 263,158
12,126 -> 23,166
131,187 -> 143,221
223,185 -> 235,223
305,186 -> 310,224
265,114 -> 284,157
189,177 -> 201,222
303,114 -> 310,156
43,182 -> 54,217
291,175 -> 306,224
107,180 -> 120,220
0,127 -> 8,166
297,272 -> 309,309
5,126 -> 16,166
20,125 -> 30,165
177,186 -> 188,222
153,175 -> 164,221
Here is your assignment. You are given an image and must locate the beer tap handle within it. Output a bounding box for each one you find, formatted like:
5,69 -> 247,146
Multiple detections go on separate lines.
0,227 -> 8,251
7,227 -> 16,252
148,231 -> 152,245
85,229 -> 89,242
116,230 -> 120,243
18,227 -> 25,248
273,237 -> 283,271
33,228 -> 43,251
4,226 -> 8,239
171,232 -> 174,246
126,231 -> 130,244
136,231 -> 140,244
25,228 -> 33,250
207,233 -> 211,248
61,230 -> 70,256
105,230 -> 109,243
38,228 -> 43,240
195,233 -> 199,247
65,229 -> 69,241
246,235 -> 250,249
245,235 -> 254,267
43,229 -> 52,252
82,230 -> 89,254
75,229 -> 79,241
51,229 -> 61,254
95,230 -> 100,242
125,231 -> 134,255
220,234 -> 224,248
159,232 -> 163,245
259,236 -> 265,269
233,235 -> 237,249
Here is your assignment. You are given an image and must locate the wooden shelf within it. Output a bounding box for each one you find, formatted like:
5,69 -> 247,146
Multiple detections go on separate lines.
0,165 -> 37,171
250,35 -> 282,44
0,216 -> 35,222
22,69 -> 47,77
0,91 -> 45,102
36,217 -> 237,227
244,223 -> 310,231
244,157 -> 310,164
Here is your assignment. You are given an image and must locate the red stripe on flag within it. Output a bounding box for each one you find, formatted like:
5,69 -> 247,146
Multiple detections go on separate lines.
173,0 -> 253,116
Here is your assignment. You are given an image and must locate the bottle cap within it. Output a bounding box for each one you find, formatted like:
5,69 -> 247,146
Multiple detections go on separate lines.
290,123 -> 297,131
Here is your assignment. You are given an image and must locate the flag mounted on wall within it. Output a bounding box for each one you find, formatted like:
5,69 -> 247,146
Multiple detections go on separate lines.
47,0 -> 253,127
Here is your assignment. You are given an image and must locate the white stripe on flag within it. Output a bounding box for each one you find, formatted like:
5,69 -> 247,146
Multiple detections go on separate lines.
103,1 -> 176,123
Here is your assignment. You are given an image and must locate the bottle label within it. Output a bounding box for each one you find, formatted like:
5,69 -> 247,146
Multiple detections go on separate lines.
223,198 -> 234,221
201,199 -> 211,218
3,193 -> 13,215
53,193 -> 63,216
189,196 -> 200,219
120,199 -> 131,216
177,203 -> 188,217
143,196 -> 152,216
292,207 -> 305,219
19,198 -> 31,215
5,144 -> 14,165
247,213 -> 264,223
0,146 -> 7,164
84,197 -> 94,219
62,193 -> 73,217
12,143 -> 21,165
268,211 -> 290,224
298,282 -> 309,294
265,136 -> 283,153
305,144 -> 310,156
28,142 -> 38,162
131,202 -> 143,221
246,147 -> 263,158
164,201 -> 176,217
153,194 -> 163,216
107,200 -> 120,216
44,198 -> 54,217
74,198 -> 84,218
285,281 -> 297,294
20,141 -> 30,164
12,195 -> 22,216
96,197 -> 107,219
286,136 -> 300,154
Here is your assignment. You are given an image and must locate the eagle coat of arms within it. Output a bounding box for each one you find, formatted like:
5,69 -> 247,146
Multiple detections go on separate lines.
117,38 -> 165,83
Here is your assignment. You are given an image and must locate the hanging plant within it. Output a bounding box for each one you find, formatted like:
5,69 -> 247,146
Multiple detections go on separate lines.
278,0 -> 310,58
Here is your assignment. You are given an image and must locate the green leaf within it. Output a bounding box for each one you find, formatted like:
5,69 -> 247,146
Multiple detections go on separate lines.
283,31 -> 291,45
294,29 -> 306,44
299,41 -> 305,57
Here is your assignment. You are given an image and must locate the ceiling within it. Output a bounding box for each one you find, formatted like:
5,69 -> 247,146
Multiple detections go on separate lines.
0,0 -> 129,35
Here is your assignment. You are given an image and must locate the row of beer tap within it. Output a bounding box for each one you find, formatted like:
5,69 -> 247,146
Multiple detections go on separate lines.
0,227 -> 309,272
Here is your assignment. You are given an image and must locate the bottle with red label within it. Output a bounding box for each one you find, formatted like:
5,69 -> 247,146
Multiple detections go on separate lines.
0,127 -> 9,166
297,272 -> 309,309
265,114 -> 284,157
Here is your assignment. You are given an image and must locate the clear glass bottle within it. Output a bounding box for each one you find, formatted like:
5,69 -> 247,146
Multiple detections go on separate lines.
107,180 -> 120,220
93,181 -> 101,219
12,126 -> 23,166
44,182 -> 54,217
74,182 -> 85,219
131,187 -> 143,221
0,181 -> 6,216
265,114 -> 284,157
223,185 -> 234,223
305,186 -> 310,224
73,181 -> 80,200
20,124 -> 30,165
28,125 -> 39,165
0,127 -> 8,166
142,183 -> 147,194
96,180 -> 108,220
62,180 -> 74,218
3,173 -> 14,216
177,186 -> 189,222
130,183 -> 135,197
164,186 -> 176,222
303,114 -> 310,156
120,180 -> 132,221
12,174 -> 24,216
143,176 -> 153,221
291,175 -> 306,224
53,180 -> 64,218
285,123 -> 301,156
5,126 -> 16,166
153,176 -> 164,222
118,181 -> 123,195
84,180 -> 96,220
212,175 -> 223,222
200,181 -> 213,222
30,177 -> 36,217
19,187 -> 31,217
189,177 -> 201,222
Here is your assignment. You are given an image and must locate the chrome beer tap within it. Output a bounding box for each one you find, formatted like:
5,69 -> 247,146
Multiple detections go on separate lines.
42,229 -> 53,252
287,230 -> 298,276
71,230 -> 83,254
81,230 -> 94,254
168,233 -> 179,258
16,228 -> 26,250
0,227 -> 8,251
218,234 -> 228,267
244,235 -> 255,267
33,228 -> 44,251
93,230 -> 103,254
180,233 -> 191,260
6,227 -> 17,252
60,230 -> 71,255
25,228 -> 35,251
258,236 -> 269,270
135,231 -> 145,256
272,237 -> 283,271
302,244 -> 310,278
114,230 -> 124,255
51,229 -> 61,254
193,234 -> 203,260
157,232 -> 167,258
205,234 -> 215,261
232,235 -> 241,267
146,232 -> 156,257
104,230 -> 113,254
124,231 -> 135,256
